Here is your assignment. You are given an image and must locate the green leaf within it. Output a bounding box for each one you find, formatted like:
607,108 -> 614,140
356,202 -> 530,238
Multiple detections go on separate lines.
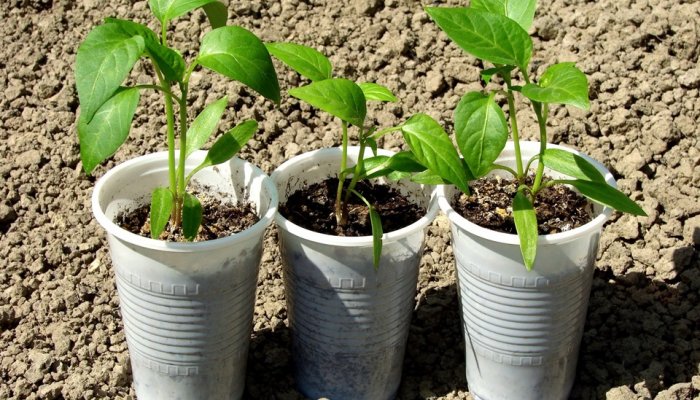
521,62 -> 590,109
366,136 -> 378,156
454,92 -> 509,178
480,65 -> 515,85
150,187 -> 174,239
188,120 -> 258,181
344,155 -> 389,178
76,23 -> 145,124
78,88 -> 140,174
265,42 -> 332,82
186,96 -> 228,157
369,205 -> 383,269
425,7 -> 532,71
542,148 -> 605,183
351,189 -> 383,269
564,180 -> 647,216
513,190 -> 538,270
149,0 -> 223,25
202,1 -> 228,29
198,26 -> 281,103
182,193 -> 203,241
387,151 -> 427,173
358,82 -> 397,102
400,114 -> 470,194
471,0 -> 538,31
410,169 -> 451,185
288,78 -> 367,127
105,18 -> 186,82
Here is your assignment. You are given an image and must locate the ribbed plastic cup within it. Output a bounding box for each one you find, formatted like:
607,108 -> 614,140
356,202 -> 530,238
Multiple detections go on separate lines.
438,141 -> 615,400
272,147 -> 438,400
92,151 -> 278,400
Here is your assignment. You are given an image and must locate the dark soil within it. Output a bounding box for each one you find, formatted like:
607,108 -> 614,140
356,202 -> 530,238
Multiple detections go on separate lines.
454,175 -> 593,235
116,195 -> 258,242
279,178 -> 425,236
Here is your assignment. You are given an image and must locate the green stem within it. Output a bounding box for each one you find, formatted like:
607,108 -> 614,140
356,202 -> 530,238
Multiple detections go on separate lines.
177,82 -> 189,197
153,65 -> 177,201
503,71 -> 524,179
335,121 -> 349,226
344,127 -> 366,207
489,163 -> 518,178
530,102 -> 548,195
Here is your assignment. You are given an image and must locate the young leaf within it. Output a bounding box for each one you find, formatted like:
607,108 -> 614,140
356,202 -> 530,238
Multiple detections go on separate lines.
358,82 -> 398,102
369,205 -> 383,269
265,42 -> 332,82
78,88 -> 141,174
186,96 -> 228,157
563,180 -> 647,216
76,23 -> 145,124
105,18 -> 185,82
425,7 -> 532,71
365,136 -> 378,156
454,92 -> 509,178
149,0 -> 223,25
150,187 -> 174,239
542,148 -> 605,183
521,62 -> 590,109
202,1 -> 228,29
198,26 -> 281,103
471,0 -> 538,31
480,65 -> 515,85
188,120 -> 258,180
387,151 -> 427,173
344,155 -> 389,179
288,78 -> 367,127
182,193 -> 203,241
351,189 -> 383,269
410,169 -> 451,185
400,114 -> 470,194
513,190 -> 538,270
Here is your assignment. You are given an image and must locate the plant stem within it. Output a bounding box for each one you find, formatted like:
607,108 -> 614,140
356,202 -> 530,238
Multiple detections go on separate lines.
153,65 -> 177,203
530,102 -> 548,194
344,126 -> 366,207
503,71 -> 524,179
176,81 -> 189,225
521,68 -> 549,195
335,121 -> 349,226
489,163 -> 518,178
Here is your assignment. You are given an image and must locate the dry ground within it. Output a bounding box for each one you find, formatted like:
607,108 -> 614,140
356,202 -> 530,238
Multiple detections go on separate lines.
0,0 -> 698,399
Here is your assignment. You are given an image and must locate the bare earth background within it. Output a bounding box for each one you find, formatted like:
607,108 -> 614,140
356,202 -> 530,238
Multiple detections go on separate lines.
1,0 -> 699,399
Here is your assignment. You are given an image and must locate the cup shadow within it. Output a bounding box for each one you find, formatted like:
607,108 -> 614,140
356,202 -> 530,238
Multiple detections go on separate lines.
571,232 -> 699,398
399,282 -> 468,399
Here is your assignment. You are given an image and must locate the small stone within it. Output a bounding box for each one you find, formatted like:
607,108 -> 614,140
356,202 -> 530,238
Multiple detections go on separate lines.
26,350 -> 52,384
16,149 -> 43,168
37,382 -> 63,400
605,385 -> 637,400
426,70 -> 445,95
616,148 -> 646,177
284,142 -> 301,159
0,203 -> 17,225
655,382 -> 694,399
678,68 -> 700,88
352,0 -> 383,16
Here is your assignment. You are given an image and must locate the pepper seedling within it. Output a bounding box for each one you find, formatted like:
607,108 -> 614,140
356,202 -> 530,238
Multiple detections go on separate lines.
75,0 -> 280,240
391,0 -> 646,269
266,43 -> 428,267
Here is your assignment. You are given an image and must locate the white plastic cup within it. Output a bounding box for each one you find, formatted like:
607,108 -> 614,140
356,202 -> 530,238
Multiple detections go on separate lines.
272,147 -> 438,400
438,141 -> 615,400
92,151 -> 278,400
